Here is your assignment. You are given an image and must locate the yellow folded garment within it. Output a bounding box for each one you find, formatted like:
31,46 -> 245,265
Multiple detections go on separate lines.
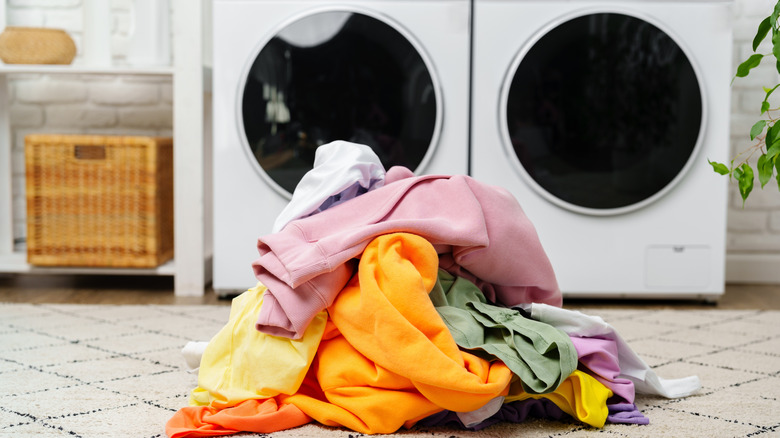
505,370 -> 613,428
190,283 -> 328,409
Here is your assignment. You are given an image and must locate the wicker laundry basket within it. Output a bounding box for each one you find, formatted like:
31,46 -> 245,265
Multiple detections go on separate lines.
25,134 -> 174,268
0,27 -> 76,65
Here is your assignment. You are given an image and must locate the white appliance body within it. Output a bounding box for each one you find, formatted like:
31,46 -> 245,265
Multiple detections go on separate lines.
471,0 -> 733,300
213,0 -> 471,293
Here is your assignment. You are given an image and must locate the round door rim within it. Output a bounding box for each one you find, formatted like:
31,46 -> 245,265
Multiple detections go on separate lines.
235,4 -> 445,200
497,6 -> 709,217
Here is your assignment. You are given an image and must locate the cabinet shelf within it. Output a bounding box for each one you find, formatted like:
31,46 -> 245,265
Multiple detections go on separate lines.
0,0 -> 211,296
0,63 -> 174,76
0,251 -> 175,275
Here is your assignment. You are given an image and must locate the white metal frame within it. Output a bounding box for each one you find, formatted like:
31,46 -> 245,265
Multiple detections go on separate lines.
495,6 -> 709,218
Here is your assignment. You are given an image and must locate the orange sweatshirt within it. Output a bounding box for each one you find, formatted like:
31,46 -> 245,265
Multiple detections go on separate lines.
326,232 -> 513,412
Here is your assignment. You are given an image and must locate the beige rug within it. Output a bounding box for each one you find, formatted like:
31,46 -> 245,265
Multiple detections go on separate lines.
0,303 -> 778,438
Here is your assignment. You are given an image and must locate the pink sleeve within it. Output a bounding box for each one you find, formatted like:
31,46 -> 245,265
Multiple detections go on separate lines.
384,165 -> 415,184
254,259 -> 356,338
451,178 -> 561,307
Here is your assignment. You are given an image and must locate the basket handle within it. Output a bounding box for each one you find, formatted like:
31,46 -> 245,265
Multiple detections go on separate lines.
74,144 -> 106,160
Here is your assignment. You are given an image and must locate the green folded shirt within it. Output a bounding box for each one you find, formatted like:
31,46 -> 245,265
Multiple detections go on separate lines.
429,269 -> 577,394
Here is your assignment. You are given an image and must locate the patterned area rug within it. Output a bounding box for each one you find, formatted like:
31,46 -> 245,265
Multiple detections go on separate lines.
0,303 -> 778,438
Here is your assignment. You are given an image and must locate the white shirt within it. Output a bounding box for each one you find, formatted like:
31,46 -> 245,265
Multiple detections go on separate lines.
520,303 -> 701,399
272,140 -> 386,233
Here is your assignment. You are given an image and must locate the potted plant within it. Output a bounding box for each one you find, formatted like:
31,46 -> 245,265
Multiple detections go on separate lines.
710,2 -> 780,205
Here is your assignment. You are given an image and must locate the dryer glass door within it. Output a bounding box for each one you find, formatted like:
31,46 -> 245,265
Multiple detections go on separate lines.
241,11 -> 438,196
504,13 -> 703,214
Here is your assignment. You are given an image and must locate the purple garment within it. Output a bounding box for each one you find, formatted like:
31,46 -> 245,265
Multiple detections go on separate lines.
418,399 -> 569,431
607,402 -> 650,425
418,398 -> 648,429
569,336 -> 636,404
252,170 -> 561,338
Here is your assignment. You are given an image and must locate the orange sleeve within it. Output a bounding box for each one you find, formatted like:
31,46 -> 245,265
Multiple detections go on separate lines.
166,398 -> 311,438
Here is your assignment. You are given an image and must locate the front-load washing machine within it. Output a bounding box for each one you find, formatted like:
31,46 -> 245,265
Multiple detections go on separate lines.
471,0 -> 733,300
213,0 -> 471,293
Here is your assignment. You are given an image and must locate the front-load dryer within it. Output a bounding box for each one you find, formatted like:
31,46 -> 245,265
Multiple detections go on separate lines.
213,0 -> 471,293
471,0 -> 733,300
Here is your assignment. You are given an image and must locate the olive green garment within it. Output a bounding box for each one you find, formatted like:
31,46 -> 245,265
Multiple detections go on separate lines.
429,269 -> 577,395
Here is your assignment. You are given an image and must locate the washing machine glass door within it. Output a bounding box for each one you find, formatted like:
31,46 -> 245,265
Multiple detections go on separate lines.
503,12 -> 703,215
241,11 -> 439,197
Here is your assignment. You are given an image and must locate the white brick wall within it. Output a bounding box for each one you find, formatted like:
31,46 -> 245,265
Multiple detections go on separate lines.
15,78 -> 88,102
730,0 -> 780,259
770,211 -> 780,231
4,1 -> 174,247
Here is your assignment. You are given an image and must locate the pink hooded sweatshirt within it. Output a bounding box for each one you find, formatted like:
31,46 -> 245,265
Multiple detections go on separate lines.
252,167 -> 561,339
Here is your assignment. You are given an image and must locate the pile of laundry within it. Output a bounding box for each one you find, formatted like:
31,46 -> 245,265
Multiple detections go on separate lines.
166,141 -> 701,437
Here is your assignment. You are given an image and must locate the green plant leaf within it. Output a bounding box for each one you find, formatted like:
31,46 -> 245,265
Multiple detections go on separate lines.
767,121 -> 780,146
773,28 -> 780,64
762,84 -> 780,114
776,159 -> 780,191
736,163 -> 755,206
751,120 -> 767,140
768,142 -> 780,161
754,17 -> 773,51
758,154 -> 774,187
766,121 -> 780,145
772,1 -> 780,27
708,159 -> 730,175
736,54 -> 764,77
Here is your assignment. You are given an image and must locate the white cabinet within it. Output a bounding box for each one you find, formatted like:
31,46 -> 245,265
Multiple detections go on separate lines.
0,0 -> 212,296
